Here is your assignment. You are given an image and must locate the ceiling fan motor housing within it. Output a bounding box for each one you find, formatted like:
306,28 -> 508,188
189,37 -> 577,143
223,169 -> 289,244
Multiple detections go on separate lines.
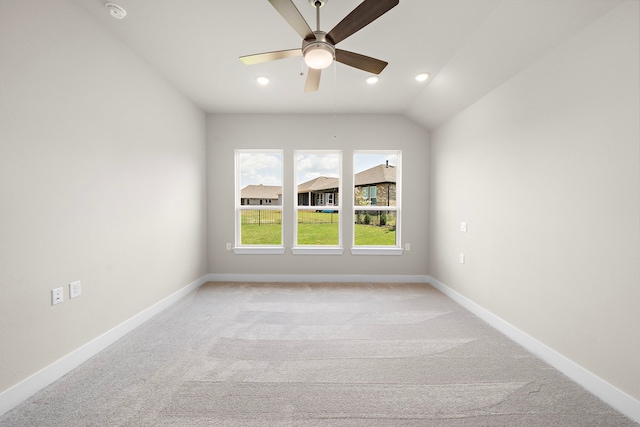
302,32 -> 335,54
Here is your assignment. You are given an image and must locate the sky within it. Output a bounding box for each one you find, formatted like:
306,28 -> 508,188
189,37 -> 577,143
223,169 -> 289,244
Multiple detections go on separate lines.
239,152 -> 398,188
239,152 -> 282,187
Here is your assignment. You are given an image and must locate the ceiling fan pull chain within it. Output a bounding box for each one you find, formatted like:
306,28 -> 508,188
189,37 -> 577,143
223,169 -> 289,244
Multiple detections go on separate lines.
333,60 -> 338,140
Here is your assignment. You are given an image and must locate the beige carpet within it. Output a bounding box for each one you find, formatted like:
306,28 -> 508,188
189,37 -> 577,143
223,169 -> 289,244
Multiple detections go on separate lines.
1,282 -> 637,426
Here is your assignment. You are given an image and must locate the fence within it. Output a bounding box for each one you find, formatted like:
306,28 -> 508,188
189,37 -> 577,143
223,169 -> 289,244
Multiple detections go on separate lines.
241,210 -> 282,225
297,210 -> 338,224
241,209 -> 395,227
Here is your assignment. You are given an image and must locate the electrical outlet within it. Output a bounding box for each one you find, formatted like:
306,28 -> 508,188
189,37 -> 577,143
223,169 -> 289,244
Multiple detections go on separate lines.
69,281 -> 81,299
460,222 -> 467,232
405,243 -> 411,251
51,287 -> 63,305
226,243 -> 232,251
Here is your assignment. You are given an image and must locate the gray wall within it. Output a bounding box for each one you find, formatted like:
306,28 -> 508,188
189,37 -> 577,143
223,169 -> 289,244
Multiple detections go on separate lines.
207,114 -> 430,276
429,1 -> 640,400
0,0 -> 208,393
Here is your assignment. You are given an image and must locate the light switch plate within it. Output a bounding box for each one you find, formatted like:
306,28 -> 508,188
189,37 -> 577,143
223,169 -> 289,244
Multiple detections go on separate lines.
460,222 -> 467,232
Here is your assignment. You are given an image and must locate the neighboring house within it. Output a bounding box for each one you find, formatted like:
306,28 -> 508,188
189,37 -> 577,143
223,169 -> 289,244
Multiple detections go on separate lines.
240,184 -> 282,206
297,176 -> 339,207
354,162 -> 396,206
241,163 -> 396,207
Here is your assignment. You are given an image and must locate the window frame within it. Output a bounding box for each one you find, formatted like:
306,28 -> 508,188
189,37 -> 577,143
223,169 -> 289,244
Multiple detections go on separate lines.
234,149 -> 285,255
292,150 -> 344,255
351,150 -> 403,256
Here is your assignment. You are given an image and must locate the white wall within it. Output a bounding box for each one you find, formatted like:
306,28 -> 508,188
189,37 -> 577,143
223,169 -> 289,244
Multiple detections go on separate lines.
207,114 -> 429,277
429,0 -> 639,400
0,0 -> 207,394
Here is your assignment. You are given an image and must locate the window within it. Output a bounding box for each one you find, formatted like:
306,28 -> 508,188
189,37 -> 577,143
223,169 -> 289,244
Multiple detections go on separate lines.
234,150 -> 284,254
293,151 -> 343,255
233,150 -> 402,256
352,151 -> 402,255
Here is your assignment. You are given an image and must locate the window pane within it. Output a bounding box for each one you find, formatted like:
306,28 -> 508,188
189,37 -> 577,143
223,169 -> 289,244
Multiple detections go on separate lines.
297,210 -> 339,245
238,152 -> 282,206
354,210 -> 396,246
240,209 -> 282,245
353,154 -> 397,206
295,151 -> 341,247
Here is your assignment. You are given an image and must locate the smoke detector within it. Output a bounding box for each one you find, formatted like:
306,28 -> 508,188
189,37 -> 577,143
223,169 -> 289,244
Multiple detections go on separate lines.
105,3 -> 127,19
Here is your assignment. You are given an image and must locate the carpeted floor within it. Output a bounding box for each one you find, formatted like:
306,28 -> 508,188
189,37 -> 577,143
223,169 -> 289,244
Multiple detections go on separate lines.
1,282 -> 637,426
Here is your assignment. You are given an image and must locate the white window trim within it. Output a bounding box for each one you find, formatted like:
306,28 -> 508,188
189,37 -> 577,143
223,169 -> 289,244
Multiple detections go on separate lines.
234,149 -> 284,254
350,247 -> 403,256
234,246 -> 286,255
291,247 -> 345,255
293,150 -> 343,254
352,150 -> 402,255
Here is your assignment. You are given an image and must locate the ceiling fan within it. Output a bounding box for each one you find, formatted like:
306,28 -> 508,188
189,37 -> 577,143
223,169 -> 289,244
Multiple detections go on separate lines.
240,0 -> 399,92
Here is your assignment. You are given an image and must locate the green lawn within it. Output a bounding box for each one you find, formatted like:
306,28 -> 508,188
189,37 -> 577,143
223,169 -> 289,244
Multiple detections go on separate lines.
241,222 -> 396,246
354,224 -> 396,246
241,224 -> 282,245
297,223 -> 339,245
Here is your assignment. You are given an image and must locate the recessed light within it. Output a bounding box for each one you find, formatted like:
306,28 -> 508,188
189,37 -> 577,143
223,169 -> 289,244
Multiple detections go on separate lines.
366,76 -> 379,85
255,76 -> 270,86
415,72 -> 430,82
105,3 -> 127,19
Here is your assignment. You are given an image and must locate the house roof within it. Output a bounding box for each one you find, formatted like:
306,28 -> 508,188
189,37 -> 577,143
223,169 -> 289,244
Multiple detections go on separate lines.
355,164 -> 396,186
297,176 -> 339,193
240,184 -> 281,199
242,165 -> 394,198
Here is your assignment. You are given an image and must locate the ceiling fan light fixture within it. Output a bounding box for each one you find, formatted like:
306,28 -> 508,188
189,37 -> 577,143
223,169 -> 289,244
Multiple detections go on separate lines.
415,72 -> 430,82
303,44 -> 334,70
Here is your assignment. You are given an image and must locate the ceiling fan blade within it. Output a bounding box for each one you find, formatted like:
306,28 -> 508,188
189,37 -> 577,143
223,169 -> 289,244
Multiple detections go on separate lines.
327,0 -> 399,45
240,49 -> 302,65
304,68 -> 321,93
335,49 -> 388,74
268,0 -> 314,40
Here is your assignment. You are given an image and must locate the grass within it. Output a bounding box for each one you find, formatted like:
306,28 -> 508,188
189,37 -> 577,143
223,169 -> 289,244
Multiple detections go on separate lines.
354,224 -> 396,246
297,223 -> 339,245
241,222 -> 396,246
241,224 -> 282,245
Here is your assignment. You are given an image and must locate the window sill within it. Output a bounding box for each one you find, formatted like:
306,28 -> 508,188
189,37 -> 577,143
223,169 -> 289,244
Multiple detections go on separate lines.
233,247 -> 286,255
350,247 -> 404,256
291,247 -> 344,255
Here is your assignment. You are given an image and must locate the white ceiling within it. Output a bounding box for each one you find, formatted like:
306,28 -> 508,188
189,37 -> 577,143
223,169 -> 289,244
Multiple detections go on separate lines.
71,0 -> 622,130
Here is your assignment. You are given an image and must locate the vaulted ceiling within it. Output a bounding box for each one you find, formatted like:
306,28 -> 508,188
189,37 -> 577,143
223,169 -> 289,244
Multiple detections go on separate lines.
71,0 -> 622,130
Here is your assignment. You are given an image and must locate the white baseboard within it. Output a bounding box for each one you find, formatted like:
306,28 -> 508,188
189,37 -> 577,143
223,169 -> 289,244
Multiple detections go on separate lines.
206,273 -> 430,283
427,275 -> 640,424
0,274 -> 208,418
